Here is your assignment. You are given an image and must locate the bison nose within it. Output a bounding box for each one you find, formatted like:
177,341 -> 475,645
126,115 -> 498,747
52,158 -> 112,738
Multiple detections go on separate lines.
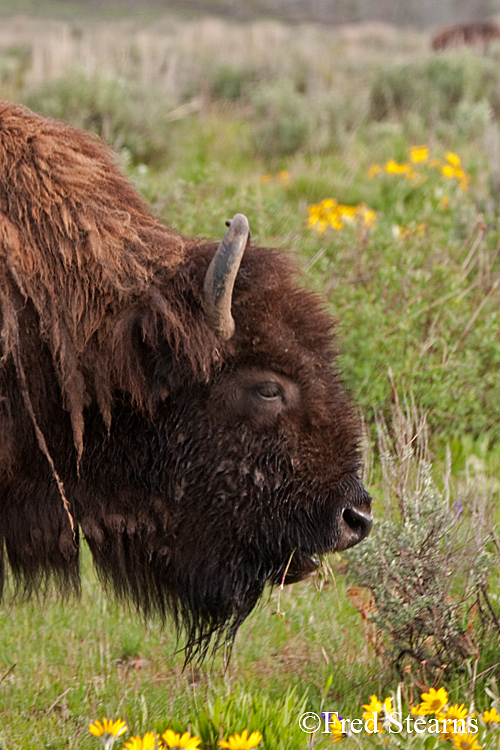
340,506 -> 373,549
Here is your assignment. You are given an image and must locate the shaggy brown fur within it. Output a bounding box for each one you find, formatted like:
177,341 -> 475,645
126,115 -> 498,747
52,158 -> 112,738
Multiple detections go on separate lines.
0,101 -> 371,659
0,101 -> 201,460
432,20 -> 500,52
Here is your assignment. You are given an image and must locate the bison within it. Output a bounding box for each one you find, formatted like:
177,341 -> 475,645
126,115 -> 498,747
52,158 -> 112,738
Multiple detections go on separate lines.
431,20 -> 500,52
0,101 -> 372,661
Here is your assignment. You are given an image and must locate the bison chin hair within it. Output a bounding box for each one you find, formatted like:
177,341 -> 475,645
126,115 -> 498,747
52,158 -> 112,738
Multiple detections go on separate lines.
160,547 -> 316,664
85,517 -> 270,665
172,562 -> 267,664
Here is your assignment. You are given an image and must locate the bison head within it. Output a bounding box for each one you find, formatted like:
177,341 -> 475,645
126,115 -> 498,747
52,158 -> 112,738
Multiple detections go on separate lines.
77,214 -> 372,660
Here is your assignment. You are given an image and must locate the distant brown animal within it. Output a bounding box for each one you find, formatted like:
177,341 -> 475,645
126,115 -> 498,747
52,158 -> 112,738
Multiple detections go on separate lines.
432,20 -> 500,52
0,101 -> 372,660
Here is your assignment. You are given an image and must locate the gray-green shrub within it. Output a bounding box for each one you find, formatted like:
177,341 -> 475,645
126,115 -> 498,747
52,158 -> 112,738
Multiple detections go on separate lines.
370,51 -> 500,124
346,390 -> 497,676
24,70 -> 174,166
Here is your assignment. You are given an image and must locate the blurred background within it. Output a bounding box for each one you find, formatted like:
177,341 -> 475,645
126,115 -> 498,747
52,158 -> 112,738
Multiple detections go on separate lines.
3,0 -> 500,24
1,1 -> 500,749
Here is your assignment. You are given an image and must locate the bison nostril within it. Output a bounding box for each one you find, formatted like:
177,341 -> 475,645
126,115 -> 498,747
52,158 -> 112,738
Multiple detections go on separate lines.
342,506 -> 373,542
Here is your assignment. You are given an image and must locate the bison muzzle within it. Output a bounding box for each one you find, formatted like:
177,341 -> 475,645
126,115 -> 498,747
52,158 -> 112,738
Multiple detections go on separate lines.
0,101 -> 372,660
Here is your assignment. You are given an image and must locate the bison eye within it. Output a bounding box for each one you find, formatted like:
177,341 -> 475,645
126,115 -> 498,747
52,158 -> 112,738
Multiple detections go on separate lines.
254,381 -> 283,402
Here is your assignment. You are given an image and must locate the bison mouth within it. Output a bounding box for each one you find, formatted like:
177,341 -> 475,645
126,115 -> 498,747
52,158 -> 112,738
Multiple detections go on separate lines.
270,551 -> 321,585
284,552 -> 321,583
270,504 -> 373,586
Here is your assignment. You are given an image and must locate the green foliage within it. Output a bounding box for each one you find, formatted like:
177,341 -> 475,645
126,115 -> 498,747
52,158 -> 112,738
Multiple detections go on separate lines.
209,64 -> 257,101
298,143 -> 500,443
187,689 -> 309,749
0,45 -> 30,97
250,79 -> 311,157
24,70 -> 173,166
248,79 -> 366,158
369,51 -> 500,124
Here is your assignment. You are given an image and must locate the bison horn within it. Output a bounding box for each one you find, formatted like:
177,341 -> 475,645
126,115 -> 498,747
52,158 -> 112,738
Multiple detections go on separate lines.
203,213 -> 250,340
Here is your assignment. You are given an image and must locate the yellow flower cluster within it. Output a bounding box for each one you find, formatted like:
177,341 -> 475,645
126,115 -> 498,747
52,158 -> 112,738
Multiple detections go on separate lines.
409,686 -> 500,750
307,198 -> 377,233
89,719 -> 262,750
368,146 -> 470,191
326,687 -> 500,749
440,151 -> 469,190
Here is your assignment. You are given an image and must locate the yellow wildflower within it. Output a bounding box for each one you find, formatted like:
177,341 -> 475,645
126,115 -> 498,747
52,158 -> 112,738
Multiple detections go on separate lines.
363,695 -> 383,715
89,718 -> 127,740
89,717 -> 127,749
444,704 -> 468,721
307,215 -> 327,233
365,716 -> 383,733
368,164 -> 382,178
446,151 -> 461,167
219,730 -> 263,749
419,687 -> 448,715
321,199 -> 336,210
483,707 -> 500,724
337,204 -> 358,219
259,174 -> 273,184
441,164 -> 457,179
123,733 -> 156,750
438,195 -> 450,210
362,695 -> 385,733
409,145 -> 429,163
330,714 -> 347,744
161,730 -> 201,749
308,199 -> 336,232
307,201 -> 331,233
385,159 -> 412,175
441,163 -> 469,189
451,732 -> 482,750
366,697 -> 393,732
437,704 -> 469,738
329,214 -> 345,230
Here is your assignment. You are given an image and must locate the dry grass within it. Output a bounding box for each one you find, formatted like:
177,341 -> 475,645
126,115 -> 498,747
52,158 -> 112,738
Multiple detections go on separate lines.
1,15 -> 428,99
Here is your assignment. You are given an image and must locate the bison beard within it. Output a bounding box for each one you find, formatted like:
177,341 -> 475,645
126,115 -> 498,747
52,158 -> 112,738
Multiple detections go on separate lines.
0,100 -> 372,661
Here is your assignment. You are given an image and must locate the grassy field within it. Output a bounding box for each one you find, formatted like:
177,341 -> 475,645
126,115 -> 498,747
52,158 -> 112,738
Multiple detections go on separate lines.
0,10 -> 500,750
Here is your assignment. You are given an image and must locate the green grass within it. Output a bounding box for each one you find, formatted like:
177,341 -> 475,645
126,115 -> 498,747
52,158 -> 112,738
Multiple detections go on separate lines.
0,12 -> 500,749
0,547 -> 384,748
